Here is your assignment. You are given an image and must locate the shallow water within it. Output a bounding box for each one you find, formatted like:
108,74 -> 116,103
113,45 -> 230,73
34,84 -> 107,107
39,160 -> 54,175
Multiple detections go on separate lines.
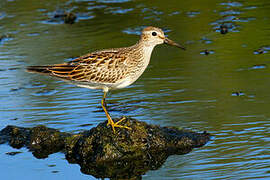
1,0 -> 270,179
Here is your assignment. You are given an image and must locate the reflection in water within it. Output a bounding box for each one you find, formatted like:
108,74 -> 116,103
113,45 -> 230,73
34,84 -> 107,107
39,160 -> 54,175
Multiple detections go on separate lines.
1,0 -> 270,179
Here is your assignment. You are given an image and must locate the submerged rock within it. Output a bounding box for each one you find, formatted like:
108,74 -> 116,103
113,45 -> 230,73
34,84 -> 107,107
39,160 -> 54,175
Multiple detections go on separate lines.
0,117 -> 210,179
5,151 -> 22,156
51,12 -> 77,24
220,24 -> 229,34
0,34 -> 11,43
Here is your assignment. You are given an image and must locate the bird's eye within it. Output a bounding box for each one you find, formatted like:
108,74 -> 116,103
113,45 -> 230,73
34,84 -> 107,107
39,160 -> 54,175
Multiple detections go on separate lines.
152,32 -> 157,36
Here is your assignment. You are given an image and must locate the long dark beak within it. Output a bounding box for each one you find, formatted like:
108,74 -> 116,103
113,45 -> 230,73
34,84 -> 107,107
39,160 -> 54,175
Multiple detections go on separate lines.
164,38 -> 186,50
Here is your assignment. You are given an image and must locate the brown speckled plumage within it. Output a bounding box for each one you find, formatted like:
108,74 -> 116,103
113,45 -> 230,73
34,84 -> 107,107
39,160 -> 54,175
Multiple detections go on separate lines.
27,26 -> 185,133
27,41 -> 148,90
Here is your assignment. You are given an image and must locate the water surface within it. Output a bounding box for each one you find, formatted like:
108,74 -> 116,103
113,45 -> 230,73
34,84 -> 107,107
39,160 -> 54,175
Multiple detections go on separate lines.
1,0 -> 270,179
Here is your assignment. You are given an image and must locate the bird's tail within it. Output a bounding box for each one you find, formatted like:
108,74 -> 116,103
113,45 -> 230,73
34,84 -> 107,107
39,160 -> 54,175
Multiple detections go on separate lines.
26,64 -> 77,79
26,66 -> 52,74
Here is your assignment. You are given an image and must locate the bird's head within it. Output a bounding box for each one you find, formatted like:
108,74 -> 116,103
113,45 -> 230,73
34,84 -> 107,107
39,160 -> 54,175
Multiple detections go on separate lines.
140,26 -> 186,50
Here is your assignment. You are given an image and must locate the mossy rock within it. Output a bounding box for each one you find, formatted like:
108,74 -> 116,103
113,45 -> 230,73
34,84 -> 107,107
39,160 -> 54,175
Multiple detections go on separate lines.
0,117 -> 210,179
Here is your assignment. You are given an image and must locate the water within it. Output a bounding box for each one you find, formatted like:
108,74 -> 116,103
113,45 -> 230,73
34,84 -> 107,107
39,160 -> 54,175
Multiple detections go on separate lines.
1,0 -> 270,179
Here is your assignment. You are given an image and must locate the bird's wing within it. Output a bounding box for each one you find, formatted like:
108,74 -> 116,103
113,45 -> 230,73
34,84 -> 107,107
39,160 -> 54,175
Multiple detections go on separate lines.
27,50 -> 129,84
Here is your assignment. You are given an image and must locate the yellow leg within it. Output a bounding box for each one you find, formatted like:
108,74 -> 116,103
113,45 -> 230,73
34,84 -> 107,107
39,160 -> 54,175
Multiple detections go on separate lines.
101,91 -> 131,134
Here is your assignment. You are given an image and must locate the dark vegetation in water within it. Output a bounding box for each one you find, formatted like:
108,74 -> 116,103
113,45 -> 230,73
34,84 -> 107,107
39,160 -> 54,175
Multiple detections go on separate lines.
0,117 -> 210,179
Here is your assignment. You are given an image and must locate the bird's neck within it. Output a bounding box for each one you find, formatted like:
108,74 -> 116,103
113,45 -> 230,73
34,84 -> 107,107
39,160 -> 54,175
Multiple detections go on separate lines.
123,39 -> 157,68
119,40 -> 156,86
134,39 -> 156,60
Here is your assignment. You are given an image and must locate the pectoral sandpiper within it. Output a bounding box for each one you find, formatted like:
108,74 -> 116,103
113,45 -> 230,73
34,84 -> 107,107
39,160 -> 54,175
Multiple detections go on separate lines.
27,26 -> 185,133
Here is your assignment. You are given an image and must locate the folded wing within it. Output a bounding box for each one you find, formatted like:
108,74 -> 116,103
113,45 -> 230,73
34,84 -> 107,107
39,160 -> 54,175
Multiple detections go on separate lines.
27,51 -> 128,84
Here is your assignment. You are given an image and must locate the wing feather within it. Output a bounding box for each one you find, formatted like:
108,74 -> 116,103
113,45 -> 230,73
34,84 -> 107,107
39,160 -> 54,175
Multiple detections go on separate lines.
27,49 -> 129,84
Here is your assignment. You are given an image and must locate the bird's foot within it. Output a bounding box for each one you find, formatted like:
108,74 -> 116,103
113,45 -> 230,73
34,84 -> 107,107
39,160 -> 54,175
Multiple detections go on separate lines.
107,116 -> 132,134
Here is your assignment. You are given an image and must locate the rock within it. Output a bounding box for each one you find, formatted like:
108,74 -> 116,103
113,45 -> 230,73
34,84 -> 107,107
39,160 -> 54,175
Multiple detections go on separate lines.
0,125 -> 69,158
254,48 -> 265,54
0,34 -> 10,42
5,151 -> 22,156
231,91 -> 245,96
220,24 -> 228,34
0,117 -> 210,179
0,125 -> 31,149
203,49 -> 210,55
51,12 -> 77,24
